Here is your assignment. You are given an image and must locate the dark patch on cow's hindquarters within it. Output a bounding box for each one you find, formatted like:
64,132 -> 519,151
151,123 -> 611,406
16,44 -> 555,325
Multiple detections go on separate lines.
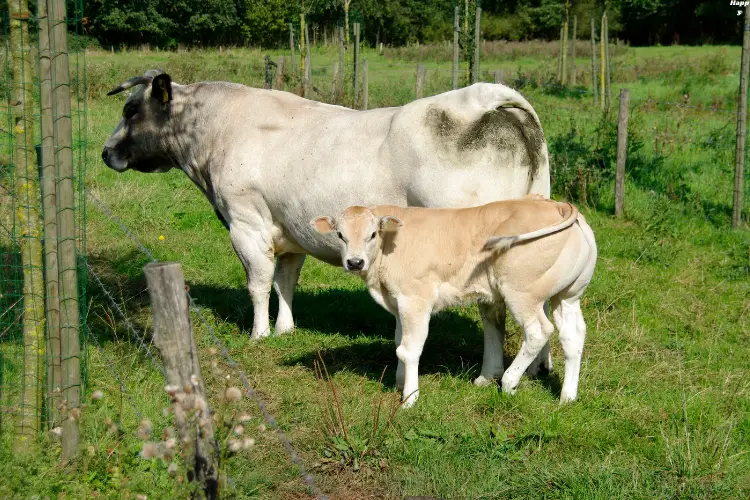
425,106 -> 460,138
456,108 -> 545,180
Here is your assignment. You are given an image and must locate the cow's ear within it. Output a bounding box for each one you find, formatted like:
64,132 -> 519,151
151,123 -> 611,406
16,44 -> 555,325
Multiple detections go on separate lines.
151,73 -> 173,105
311,216 -> 334,234
379,216 -> 403,233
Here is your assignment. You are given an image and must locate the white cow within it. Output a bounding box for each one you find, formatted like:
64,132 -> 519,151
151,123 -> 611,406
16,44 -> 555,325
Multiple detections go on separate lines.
101,70 -> 552,383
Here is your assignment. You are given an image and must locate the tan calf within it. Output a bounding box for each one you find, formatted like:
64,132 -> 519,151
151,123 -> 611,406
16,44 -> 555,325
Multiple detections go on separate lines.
312,197 -> 597,408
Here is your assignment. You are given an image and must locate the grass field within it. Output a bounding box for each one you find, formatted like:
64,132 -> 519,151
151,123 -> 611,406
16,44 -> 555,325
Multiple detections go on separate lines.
1,42 -> 749,499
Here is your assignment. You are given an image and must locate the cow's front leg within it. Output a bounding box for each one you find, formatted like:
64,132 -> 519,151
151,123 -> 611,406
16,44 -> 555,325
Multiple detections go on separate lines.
231,229 -> 275,339
395,296 -> 431,408
273,254 -> 306,334
474,301 -> 506,386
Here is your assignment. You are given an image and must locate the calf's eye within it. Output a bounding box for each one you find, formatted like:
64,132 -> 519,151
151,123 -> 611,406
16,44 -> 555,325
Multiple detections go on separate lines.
337,232 -> 344,240
370,232 -> 376,241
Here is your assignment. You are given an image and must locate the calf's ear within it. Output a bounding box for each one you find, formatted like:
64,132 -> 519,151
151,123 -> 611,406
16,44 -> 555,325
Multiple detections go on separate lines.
151,73 -> 173,105
311,216 -> 334,233
379,216 -> 403,233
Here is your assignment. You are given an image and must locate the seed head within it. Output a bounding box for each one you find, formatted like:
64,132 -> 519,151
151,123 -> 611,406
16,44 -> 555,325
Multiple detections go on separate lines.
224,387 -> 242,402
91,390 -> 104,401
140,442 -> 158,459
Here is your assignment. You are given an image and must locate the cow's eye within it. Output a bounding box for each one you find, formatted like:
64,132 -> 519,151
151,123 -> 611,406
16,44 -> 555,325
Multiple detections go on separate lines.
337,232 -> 344,240
369,232 -> 376,241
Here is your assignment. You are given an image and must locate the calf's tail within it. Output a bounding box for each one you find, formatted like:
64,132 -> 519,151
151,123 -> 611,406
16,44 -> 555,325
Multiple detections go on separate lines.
483,202 -> 579,253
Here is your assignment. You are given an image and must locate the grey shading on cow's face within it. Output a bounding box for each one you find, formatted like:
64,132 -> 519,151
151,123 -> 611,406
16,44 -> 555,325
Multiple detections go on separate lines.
101,69 -> 175,174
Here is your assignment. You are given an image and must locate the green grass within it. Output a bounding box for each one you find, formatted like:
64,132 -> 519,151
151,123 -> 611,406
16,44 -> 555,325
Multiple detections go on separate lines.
1,43 -> 749,499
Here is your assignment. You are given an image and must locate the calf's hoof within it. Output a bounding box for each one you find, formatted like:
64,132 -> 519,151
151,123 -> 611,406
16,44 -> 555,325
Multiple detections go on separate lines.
500,376 -> 518,395
400,391 -> 419,409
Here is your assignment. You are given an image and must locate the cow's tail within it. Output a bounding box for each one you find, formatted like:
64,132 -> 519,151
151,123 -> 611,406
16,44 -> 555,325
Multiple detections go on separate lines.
492,84 -> 551,197
483,202 -> 578,253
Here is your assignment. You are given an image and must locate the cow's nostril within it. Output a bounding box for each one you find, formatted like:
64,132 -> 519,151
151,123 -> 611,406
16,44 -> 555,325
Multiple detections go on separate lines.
101,149 -> 109,162
346,258 -> 364,270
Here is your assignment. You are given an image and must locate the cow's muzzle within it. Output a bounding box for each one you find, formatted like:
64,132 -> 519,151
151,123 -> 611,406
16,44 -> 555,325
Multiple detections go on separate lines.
345,258 -> 365,271
101,147 -> 128,172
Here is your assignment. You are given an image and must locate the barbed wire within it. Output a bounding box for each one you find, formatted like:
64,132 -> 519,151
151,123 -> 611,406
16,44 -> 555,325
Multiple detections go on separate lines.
86,187 -> 328,499
86,261 -> 165,377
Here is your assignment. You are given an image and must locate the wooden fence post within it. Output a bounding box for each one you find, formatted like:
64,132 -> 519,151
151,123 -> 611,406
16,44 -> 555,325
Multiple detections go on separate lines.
49,0 -> 81,462
353,22 -> 360,105
615,88 -> 630,217
37,0 -> 62,427
289,23 -> 296,77
338,27 -> 345,99
591,17 -> 599,107
494,69 -> 504,84
603,12 -> 611,109
452,6 -> 460,90
264,55 -> 272,90
331,60 -> 339,103
9,0 -> 45,452
557,26 -> 564,82
734,5 -> 750,228
571,15 -> 577,86
600,13 -> 606,110
144,262 -> 219,500
362,59 -> 369,110
379,42 -> 384,55
561,2 -> 569,85
472,6 -> 481,84
416,63 -> 426,99
275,56 -> 285,90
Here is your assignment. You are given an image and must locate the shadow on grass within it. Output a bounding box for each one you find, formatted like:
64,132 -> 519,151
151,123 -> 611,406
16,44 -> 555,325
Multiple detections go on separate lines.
85,250 -> 563,396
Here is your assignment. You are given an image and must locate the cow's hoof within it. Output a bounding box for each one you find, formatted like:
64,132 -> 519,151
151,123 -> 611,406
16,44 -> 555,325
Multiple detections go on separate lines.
501,377 -> 517,395
473,375 -> 494,387
250,329 -> 272,341
401,391 -> 419,409
274,320 -> 295,335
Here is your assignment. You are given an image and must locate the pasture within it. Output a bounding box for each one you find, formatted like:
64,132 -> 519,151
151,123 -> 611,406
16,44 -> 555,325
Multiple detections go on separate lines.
1,43 -> 748,499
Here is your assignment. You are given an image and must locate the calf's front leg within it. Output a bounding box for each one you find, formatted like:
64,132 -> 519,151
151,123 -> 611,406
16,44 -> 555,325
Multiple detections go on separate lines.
395,296 -> 431,408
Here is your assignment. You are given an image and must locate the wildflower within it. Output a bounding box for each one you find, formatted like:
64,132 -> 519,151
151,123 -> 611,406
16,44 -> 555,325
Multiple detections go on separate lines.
242,437 -> 255,449
238,413 -> 251,423
228,439 -> 242,452
141,442 -> 158,459
168,462 -> 178,477
258,424 -> 266,433
91,390 -> 104,401
51,427 -> 63,438
158,235 -> 165,241
225,387 -> 242,402
164,437 -> 176,450
194,396 -> 208,413
164,384 -> 180,395
233,424 -> 245,436
208,347 -> 218,356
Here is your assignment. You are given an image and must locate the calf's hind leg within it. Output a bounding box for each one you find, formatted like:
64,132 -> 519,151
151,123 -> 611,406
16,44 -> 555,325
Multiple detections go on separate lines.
551,297 -> 587,403
501,301 -> 555,395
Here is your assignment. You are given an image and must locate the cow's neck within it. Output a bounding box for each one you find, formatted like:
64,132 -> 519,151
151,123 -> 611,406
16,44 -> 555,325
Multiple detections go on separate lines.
167,85 -> 230,204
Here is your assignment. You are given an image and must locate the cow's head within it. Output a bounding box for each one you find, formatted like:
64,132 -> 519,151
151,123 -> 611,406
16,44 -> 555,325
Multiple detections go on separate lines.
101,69 -> 175,173
311,206 -> 402,272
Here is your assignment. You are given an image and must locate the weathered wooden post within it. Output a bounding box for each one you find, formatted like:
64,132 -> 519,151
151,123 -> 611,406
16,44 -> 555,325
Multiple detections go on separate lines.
604,13 -> 611,109
615,88 -> 630,217
48,0 -> 82,461
494,69 -> 504,84
305,22 -> 312,97
600,13 -> 606,110
416,63 -> 426,99
452,6 -> 460,89
338,27 -> 345,99
379,42 -> 384,55
362,59 -> 369,110
353,22 -> 360,105
734,5 -> 750,228
591,17 -> 599,106
264,55 -> 272,90
331,60 -> 339,103
289,23 -> 296,77
37,0 -> 62,427
144,262 -> 218,500
275,56 -> 285,90
9,0 -> 45,452
561,2 -> 569,85
571,15 -> 577,86
557,26 -> 564,82
472,6 -> 481,84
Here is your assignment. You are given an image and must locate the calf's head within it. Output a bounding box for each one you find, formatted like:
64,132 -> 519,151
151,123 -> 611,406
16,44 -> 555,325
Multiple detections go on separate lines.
311,207 -> 402,272
101,69 -> 175,173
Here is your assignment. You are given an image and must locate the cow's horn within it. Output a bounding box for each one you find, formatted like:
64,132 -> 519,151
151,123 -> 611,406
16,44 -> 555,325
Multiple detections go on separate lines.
107,76 -> 152,96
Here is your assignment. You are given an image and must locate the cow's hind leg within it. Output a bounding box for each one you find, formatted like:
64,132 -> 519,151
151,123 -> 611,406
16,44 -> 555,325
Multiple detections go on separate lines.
231,229 -> 276,340
273,254 -> 306,334
474,301 -> 506,386
501,299 -> 554,396
551,297 -> 587,403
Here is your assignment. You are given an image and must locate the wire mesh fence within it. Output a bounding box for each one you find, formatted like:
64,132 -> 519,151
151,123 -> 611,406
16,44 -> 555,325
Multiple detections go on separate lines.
0,0 -> 87,452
